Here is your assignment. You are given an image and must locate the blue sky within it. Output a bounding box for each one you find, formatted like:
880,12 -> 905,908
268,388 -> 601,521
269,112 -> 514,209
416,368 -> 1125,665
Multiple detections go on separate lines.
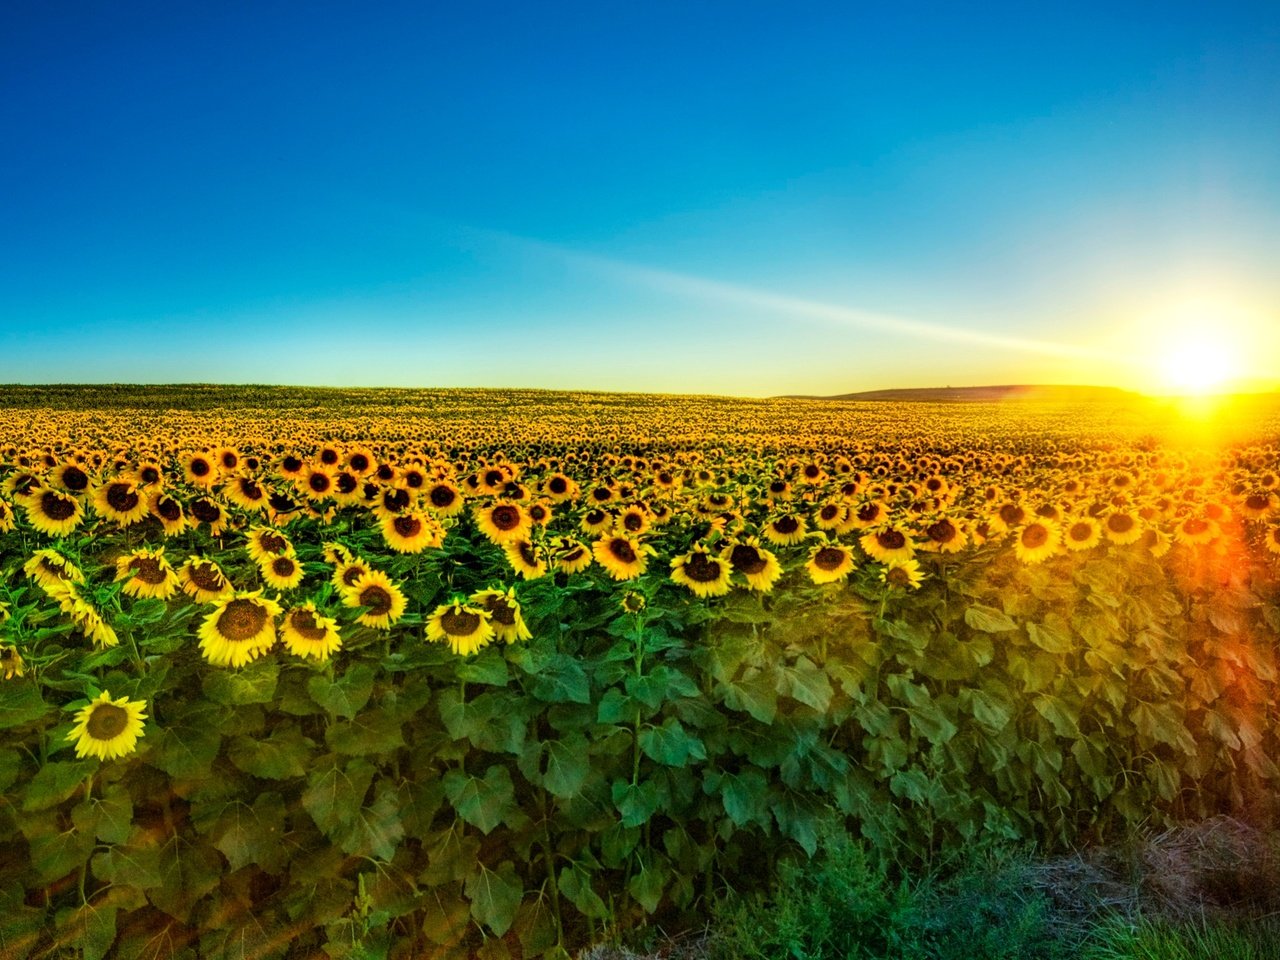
2,1 -> 1277,395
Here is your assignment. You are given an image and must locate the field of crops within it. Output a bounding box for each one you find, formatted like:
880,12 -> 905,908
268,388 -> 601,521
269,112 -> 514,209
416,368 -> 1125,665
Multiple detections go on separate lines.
2,385 -> 1280,960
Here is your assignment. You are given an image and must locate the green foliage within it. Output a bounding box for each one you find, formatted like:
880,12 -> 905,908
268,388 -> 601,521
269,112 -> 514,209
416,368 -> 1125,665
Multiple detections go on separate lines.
1082,916 -> 1280,960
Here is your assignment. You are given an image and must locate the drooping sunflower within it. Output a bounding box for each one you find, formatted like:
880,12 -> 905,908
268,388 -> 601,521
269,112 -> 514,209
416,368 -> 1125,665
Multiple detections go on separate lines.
342,570 -> 407,630
188,496 -> 229,537
1062,517 -> 1102,552
224,474 -> 269,512
880,558 -> 925,590
551,537 -> 593,574
260,554 -> 305,591
148,491 -> 189,536
178,556 -> 234,603
474,501 -> 531,544
115,548 -> 180,600
1141,527 -> 1172,558
93,480 -> 149,526
720,538 -> 782,593
380,511 -> 443,554
67,690 -> 147,761
859,526 -> 916,564
593,534 -> 652,581
323,541 -> 356,565
426,601 -> 495,656
806,542 -> 855,584
280,603 -> 342,661
23,489 -> 83,537
1,643 -> 24,680
1014,520 -> 1061,565
469,587 -> 532,643
670,546 -> 733,598
498,538 -> 544,580
23,549 -> 86,590
762,513 -> 807,546
199,591 -> 282,667
246,527 -> 295,564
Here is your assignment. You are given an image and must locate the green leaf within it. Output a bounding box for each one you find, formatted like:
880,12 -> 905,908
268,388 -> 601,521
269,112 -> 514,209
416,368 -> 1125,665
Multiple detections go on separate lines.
23,760 -> 92,811
628,858 -> 668,914
210,792 -> 288,872
965,690 -> 1012,731
1131,702 -> 1189,749
335,783 -> 405,861
91,843 -> 163,890
29,828 -> 96,884
0,683 -> 50,729
201,661 -> 279,705
457,650 -> 510,686
72,784 -> 133,844
443,765 -> 517,835
1033,694 -> 1080,738
53,903 -> 117,960
908,702 -> 958,744
149,705 -> 222,780
466,861 -> 523,936
302,757 -> 376,835
965,604 -> 1016,633
639,718 -> 706,767
890,768 -> 931,804
776,656 -> 833,712
719,671 -> 777,723
0,881 -> 45,960
540,734 -> 591,799
325,707 -> 404,756
714,768 -> 769,827
307,664 -> 375,719
227,724 -> 314,779
611,778 -> 662,828
1027,616 -> 1073,654
147,835 -> 222,920
530,654 -> 591,704
0,748 -> 21,793
559,863 -> 608,919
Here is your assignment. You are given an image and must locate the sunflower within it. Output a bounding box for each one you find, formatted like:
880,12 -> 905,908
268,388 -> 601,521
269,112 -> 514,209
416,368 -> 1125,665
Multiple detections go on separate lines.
280,603 -> 343,661
504,538 -> 549,580
245,527 -> 295,565
847,500 -> 888,531
671,546 -> 733,598
1,643 -> 24,680
806,542 -> 855,584
551,537 -> 593,574
543,473 -> 579,502
184,452 -> 218,489
323,541 -> 356,565
51,461 -> 94,495
1103,510 -> 1143,545
526,500 -> 554,526
1141,527 -> 1172,558
859,526 -> 916,564
131,460 -> 165,489
813,501 -> 848,533
299,465 -> 335,502
214,446 -> 241,474
593,534 -> 653,581
425,480 -> 465,516
721,538 -> 782,593
620,590 -> 647,613
260,554 -> 305,591
426,601 -> 495,656
1062,517 -> 1102,552
1240,492 -> 1277,521
188,496 -> 229,537
380,511 -> 442,554
115,548 -> 180,600
23,549 -> 86,590
45,581 -> 120,648
93,480 -> 149,526
67,691 -> 147,761
880,558 -> 925,590
580,508 -> 613,536
346,448 -> 376,476
23,489 -> 84,537
469,587 -> 532,643
474,501 -> 531,544
342,570 -> 407,630
178,556 -> 234,603
1173,515 -> 1220,546
1014,520 -> 1061,565
332,557 -> 372,593
224,474 -> 269,512
0,497 -> 14,534
1263,525 -> 1280,556
148,491 -> 189,536
919,516 -> 967,554
763,513 -> 808,546
198,592 -> 281,667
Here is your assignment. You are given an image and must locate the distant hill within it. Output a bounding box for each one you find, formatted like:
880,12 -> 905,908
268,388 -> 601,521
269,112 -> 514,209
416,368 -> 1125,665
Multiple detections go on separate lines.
780,384 -> 1142,402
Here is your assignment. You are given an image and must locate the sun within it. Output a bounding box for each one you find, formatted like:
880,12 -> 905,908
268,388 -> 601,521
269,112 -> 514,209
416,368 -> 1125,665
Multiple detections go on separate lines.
1157,331 -> 1239,395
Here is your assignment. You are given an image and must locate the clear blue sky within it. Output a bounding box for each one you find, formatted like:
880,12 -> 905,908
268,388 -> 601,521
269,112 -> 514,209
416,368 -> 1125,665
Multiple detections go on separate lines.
2,1 -> 1277,395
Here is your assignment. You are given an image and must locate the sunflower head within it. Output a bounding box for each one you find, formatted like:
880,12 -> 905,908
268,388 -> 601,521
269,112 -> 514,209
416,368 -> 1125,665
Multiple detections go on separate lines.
198,592 -> 282,667
426,601 -> 495,656
281,603 -> 343,661
67,690 -> 147,761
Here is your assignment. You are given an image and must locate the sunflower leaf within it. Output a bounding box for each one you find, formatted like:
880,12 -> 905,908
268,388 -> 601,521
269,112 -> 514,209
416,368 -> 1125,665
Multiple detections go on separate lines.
307,664 -> 375,719
466,860 -> 523,936
443,765 -> 517,835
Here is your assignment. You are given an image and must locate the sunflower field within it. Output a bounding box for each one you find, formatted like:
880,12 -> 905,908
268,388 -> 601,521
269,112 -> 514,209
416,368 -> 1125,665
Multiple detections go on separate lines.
3,385 -> 1280,960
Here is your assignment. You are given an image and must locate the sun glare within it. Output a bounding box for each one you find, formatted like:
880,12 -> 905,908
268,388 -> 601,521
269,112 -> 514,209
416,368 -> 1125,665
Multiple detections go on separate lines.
1157,332 -> 1238,395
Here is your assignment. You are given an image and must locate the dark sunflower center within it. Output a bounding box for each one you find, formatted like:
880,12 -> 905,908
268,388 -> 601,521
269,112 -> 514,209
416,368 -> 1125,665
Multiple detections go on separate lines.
1246,494 -> 1269,510
190,458 -> 211,477
430,485 -> 457,508
290,609 -> 328,640
491,505 -> 520,530
360,586 -> 392,615
1022,525 -> 1049,548
886,567 -> 912,587
308,473 -> 332,493
876,529 -> 907,550
392,515 -> 421,538
404,471 -> 424,488
105,483 -> 139,512
1183,518 -> 1209,535
87,704 -> 129,741
1107,514 -> 1134,533
518,542 -> 539,566
350,454 -> 370,472
529,505 -> 547,522
608,539 -> 637,564
217,599 -> 269,641
156,497 -> 182,521
191,500 -> 221,523
820,504 -> 840,521
260,533 -> 288,554
1069,522 -> 1094,542
320,449 -> 339,465
238,479 -> 263,500
383,489 -> 410,512
188,562 -> 224,591
684,553 -> 723,583
221,453 -> 238,469
774,516 -> 800,534
999,504 -> 1025,525
926,520 -> 957,543
585,509 -> 606,525
269,493 -> 298,512
623,512 -> 643,531
39,557 -> 70,578
271,557 -> 296,577
484,470 -> 505,487
41,492 -> 76,521
486,598 -> 516,626
561,547 -> 585,563
729,544 -> 767,574
336,473 -> 358,494
804,465 -> 821,478
441,609 -> 481,636
342,565 -> 367,587
282,456 -> 303,472
129,557 -> 167,585
769,481 -> 787,493
549,477 -> 568,494
62,466 -> 90,491
813,547 -> 847,571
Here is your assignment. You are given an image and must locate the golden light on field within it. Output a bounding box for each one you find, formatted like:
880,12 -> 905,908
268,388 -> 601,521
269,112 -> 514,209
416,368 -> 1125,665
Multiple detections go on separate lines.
1156,330 -> 1239,396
